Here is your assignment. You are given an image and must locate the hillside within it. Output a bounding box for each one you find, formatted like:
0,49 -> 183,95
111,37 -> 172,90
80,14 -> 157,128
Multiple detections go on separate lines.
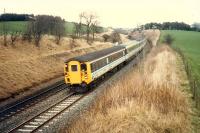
0,35 -> 112,100
0,21 -> 97,35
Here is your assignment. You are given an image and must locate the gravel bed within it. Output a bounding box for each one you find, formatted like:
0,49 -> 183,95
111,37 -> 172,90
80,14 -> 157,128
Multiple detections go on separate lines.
0,88 -> 69,133
0,77 -> 64,109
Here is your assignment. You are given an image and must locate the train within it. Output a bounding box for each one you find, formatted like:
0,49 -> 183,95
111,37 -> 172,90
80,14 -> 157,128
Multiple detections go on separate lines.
64,39 -> 146,92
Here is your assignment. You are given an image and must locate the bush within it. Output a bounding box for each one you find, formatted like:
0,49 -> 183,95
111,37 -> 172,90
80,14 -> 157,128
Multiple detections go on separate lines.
110,32 -> 121,43
162,34 -> 174,45
102,34 -> 110,42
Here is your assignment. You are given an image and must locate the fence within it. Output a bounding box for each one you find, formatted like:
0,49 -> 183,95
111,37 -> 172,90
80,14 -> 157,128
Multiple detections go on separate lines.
174,47 -> 200,109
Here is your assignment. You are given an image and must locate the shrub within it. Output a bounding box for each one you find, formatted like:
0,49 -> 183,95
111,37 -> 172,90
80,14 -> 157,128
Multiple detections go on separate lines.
162,34 -> 174,45
102,34 -> 110,42
110,32 -> 121,43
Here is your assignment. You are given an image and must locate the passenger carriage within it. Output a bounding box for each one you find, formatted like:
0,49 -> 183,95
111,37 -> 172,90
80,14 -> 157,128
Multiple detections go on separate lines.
64,39 -> 146,92
64,46 -> 126,92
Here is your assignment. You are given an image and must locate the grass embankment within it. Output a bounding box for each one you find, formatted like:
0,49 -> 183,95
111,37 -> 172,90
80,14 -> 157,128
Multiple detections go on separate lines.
160,30 -> 200,79
0,36 -> 112,100
67,30 -> 191,133
68,45 -> 191,133
161,30 -> 200,132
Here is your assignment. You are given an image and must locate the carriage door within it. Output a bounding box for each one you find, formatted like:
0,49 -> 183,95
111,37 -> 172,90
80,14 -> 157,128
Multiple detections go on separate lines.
69,61 -> 82,84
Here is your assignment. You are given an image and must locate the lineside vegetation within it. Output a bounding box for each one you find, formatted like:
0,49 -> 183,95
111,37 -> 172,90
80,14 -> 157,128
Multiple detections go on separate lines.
160,30 -> 200,80
160,30 -> 200,107
161,30 -> 200,131
67,44 -> 191,133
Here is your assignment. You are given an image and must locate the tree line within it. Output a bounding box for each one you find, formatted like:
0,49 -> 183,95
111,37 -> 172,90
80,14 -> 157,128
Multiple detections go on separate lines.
1,12 -> 103,47
0,13 -> 34,21
24,15 -> 65,46
140,22 -> 200,31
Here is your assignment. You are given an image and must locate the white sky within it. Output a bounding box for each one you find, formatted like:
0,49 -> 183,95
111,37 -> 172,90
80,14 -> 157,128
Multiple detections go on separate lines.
0,0 -> 200,28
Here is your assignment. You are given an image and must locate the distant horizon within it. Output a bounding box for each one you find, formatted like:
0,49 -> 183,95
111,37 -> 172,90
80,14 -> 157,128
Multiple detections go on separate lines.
1,12 -> 198,29
1,0 -> 200,28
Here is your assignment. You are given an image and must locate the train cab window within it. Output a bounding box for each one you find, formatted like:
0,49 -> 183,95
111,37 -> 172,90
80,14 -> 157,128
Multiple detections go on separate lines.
81,64 -> 87,71
71,65 -> 78,71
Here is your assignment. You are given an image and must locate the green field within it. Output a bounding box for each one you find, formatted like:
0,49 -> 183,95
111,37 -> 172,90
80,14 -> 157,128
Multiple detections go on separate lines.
161,30 -> 200,130
0,21 -> 28,34
160,30 -> 200,79
64,21 -> 87,34
0,21 -> 88,35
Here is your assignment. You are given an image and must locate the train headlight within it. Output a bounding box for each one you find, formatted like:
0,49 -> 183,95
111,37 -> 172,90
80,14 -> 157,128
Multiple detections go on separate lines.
65,64 -> 68,71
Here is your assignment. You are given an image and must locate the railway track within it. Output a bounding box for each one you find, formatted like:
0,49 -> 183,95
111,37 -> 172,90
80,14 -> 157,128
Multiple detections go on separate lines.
0,81 -> 67,122
0,45 -> 147,133
7,92 -> 85,133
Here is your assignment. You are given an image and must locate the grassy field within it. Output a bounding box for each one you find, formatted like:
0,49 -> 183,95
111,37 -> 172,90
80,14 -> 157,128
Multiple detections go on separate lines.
0,21 -> 28,34
0,21 -> 88,35
160,30 -> 200,79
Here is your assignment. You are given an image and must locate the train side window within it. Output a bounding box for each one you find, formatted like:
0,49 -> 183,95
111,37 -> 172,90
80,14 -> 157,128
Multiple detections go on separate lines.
81,64 -> 87,71
91,62 -> 97,72
71,65 -> 78,71
91,64 -> 94,72
106,58 -> 109,64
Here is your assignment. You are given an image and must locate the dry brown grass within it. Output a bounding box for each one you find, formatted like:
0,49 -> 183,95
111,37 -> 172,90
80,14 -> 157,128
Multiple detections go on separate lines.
67,44 -> 191,133
0,36 -> 112,100
144,30 -> 160,47
95,28 -> 130,43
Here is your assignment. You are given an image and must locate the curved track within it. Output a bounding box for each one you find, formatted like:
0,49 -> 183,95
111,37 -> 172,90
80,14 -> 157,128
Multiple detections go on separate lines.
8,92 -> 85,133
1,44 -> 147,133
0,81 -> 67,122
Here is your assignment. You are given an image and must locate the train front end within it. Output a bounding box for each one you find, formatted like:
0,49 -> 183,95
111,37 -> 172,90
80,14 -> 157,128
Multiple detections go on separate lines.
64,60 -> 92,92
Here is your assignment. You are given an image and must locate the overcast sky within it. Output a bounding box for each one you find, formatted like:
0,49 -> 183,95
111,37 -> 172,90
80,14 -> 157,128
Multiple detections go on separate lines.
0,0 -> 200,28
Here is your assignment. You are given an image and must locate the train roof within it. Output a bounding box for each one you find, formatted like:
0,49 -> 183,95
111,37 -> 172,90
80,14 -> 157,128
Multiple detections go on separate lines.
120,39 -> 146,48
123,40 -> 139,46
120,40 -> 139,47
67,46 -> 125,62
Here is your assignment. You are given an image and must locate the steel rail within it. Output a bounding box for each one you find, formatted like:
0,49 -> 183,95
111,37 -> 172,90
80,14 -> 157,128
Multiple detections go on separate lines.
0,81 -> 66,122
8,92 -> 76,133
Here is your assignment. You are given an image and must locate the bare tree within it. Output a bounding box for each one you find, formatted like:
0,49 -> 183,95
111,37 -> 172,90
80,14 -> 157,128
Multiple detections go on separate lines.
31,15 -> 52,46
70,34 -> 77,49
33,20 -> 42,47
110,32 -> 122,43
77,13 -> 84,37
2,9 -> 8,46
10,31 -> 20,46
25,15 -> 66,47
91,20 -> 99,41
25,21 -> 34,42
81,12 -> 97,43
73,23 -> 79,37
52,17 -> 65,44
2,21 -> 8,46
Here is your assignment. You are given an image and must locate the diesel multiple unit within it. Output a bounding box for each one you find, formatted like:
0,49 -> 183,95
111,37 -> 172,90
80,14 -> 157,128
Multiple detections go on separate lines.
64,40 -> 146,92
